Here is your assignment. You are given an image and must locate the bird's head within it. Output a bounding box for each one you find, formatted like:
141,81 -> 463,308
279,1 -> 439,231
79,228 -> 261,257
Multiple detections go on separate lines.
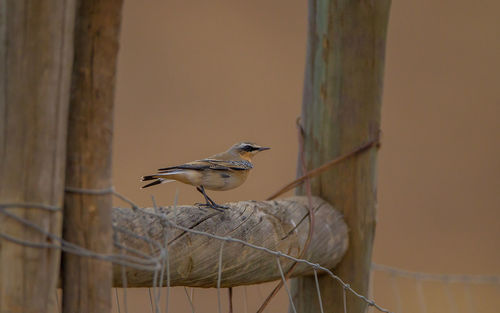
229,142 -> 270,161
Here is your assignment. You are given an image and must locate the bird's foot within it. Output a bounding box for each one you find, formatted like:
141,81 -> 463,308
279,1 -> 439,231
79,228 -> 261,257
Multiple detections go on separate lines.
213,204 -> 230,211
195,202 -> 227,212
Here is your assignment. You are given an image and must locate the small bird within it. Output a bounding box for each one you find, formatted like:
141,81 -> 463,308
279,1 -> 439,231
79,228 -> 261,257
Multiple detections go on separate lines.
141,142 -> 270,211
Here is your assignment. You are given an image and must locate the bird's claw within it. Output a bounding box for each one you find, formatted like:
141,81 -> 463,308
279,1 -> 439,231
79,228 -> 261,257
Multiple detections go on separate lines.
195,202 -> 226,213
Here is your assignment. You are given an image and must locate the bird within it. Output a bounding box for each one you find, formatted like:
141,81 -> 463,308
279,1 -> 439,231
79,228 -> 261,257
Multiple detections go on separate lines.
141,142 -> 270,211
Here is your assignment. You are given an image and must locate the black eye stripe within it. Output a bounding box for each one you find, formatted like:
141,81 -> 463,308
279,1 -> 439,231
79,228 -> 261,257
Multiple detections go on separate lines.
242,145 -> 257,152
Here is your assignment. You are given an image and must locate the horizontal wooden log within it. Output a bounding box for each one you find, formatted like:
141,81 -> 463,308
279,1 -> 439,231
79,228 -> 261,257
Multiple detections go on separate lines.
112,196 -> 348,288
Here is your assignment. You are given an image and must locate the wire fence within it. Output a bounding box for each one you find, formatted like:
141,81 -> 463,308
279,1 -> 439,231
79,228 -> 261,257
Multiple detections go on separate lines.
370,263 -> 500,313
1,189 -> 499,313
1,188 -> 391,313
115,189 -> 391,313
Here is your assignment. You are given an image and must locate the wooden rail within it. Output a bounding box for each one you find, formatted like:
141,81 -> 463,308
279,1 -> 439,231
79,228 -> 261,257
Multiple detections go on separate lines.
111,196 -> 348,287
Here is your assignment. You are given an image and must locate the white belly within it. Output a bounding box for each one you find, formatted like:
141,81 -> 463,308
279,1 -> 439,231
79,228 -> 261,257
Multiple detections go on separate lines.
201,170 -> 249,191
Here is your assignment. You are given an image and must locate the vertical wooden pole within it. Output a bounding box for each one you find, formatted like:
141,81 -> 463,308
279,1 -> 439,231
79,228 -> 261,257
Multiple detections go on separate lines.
0,1 -> 76,313
62,1 -> 123,313
291,1 -> 391,313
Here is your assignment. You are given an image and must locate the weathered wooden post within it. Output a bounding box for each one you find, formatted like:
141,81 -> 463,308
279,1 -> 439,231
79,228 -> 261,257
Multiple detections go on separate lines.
62,1 -> 124,313
291,1 -> 391,313
0,1 -> 76,312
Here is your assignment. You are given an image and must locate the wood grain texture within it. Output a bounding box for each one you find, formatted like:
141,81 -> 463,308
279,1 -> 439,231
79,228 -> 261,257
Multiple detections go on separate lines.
0,1 -> 76,312
62,1 -> 123,313
291,1 -> 391,312
112,196 -> 348,287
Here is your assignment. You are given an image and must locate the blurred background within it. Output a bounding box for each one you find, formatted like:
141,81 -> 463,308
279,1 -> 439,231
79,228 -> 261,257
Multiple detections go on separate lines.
112,0 -> 500,312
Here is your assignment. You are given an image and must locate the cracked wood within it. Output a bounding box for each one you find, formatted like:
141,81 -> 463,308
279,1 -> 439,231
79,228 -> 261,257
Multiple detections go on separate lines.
112,196 -> 348,288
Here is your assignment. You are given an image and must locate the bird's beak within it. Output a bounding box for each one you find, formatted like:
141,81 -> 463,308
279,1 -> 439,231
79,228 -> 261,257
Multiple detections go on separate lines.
257,147 -> 271,151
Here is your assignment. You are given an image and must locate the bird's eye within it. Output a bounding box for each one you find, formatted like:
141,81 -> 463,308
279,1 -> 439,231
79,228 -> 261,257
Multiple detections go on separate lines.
242,145 -> 255,152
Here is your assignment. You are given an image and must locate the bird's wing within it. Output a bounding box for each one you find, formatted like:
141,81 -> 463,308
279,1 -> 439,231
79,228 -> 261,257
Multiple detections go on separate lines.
202,159 -> 253,171
157,160 -> 229,172
158,159 -> 252,172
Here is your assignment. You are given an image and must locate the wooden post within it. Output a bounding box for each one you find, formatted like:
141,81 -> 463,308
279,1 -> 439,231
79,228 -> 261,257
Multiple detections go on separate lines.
62,1 -> 123,313
0,1 -> 76,312
291,1 -> 391,313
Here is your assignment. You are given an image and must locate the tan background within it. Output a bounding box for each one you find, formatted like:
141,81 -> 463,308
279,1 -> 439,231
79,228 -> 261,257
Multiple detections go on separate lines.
111,0 -> 500,312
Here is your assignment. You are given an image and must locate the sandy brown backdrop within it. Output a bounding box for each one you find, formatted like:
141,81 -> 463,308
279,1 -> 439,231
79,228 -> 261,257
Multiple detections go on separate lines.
111,0 -> 500,312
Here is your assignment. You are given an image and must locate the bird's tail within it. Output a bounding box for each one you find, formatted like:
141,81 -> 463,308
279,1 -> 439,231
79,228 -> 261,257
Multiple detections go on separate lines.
141,175 -> 175,189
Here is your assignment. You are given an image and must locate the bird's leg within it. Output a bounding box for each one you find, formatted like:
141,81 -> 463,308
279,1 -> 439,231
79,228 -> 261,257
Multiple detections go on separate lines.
195,186 -> 228,212
197,186 -> 216,206
195,186 -> 213,206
